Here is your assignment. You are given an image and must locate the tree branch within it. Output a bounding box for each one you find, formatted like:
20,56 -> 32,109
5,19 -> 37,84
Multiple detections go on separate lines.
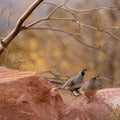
0,0 -> 119,55
0,0 -> 44,55
25,0 -> 69,28
25,26 -> 102,51
66,4 -> 118,13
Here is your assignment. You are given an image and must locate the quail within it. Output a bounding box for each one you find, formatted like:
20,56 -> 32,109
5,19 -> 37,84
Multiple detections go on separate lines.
80,76 -> 101,103
55,69 -> 87,95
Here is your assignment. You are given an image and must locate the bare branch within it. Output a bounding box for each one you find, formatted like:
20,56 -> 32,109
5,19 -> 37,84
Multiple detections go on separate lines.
0,0 -> 119,55
45,24 -> 66,48
49,18 -> 75,22
25,6 -> 120,43
101,30 -> 120,40
0,0 -> 44,55
39,69 -> 70,84
40,69 -> 70,79
104,26 -> 120,30
25,26 -> 102,52
25,0 -> 69,28
80,23 -> 120,41
40,69 -> 120,89
45,78 -> 64,85
66,4 -> 117,13
47,0 -> 68,17
42,1 -> 75,16
99,76 -> 120,86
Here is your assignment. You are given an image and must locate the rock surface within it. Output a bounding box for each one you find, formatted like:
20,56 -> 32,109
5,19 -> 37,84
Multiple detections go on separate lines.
0,67 -> 120,120
61,88 -> 120,120
0,67 -> 64,120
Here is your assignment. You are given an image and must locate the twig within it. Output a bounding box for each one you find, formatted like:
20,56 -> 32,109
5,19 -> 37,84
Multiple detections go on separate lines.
104,26 -> 120,30
99,76 -> 120,86
66,4 -> 117,13
101,30 -> 120,40
48,18 -> 75,22
42,1 -> 76,17
40,69 -> 70,79
25,0 -> 69,28
45,77 -> 64,85
1,0 -> 120,55
44,24 -> 66,48
26,27 -> 102,51
26,15 -> 120,42
39,69 -> 70,84
80,23 -> 120,41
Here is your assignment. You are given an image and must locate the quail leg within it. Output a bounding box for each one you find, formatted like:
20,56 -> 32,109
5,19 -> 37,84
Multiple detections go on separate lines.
71,89 -> 81,97
86,97 -> 91,103
75,89 -> 82,95
86,96 -> 93,104
71,90 -> 78,97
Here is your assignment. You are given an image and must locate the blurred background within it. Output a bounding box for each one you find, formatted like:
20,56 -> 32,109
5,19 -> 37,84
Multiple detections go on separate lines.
0,0 -> 120,86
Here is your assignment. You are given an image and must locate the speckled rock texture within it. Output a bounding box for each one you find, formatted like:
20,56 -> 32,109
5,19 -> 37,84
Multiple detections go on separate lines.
0,67 -> 120,120
61,88 -> 120,120
0,67 -> 64,120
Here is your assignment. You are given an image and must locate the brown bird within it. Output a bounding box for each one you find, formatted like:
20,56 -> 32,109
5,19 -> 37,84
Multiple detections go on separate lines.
80,76 -> 101,103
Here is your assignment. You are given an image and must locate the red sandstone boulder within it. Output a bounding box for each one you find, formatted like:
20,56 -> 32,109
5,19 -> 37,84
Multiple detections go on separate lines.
0,67 -> 120,120
61,88 -> 120,120
0,67 -> 64,120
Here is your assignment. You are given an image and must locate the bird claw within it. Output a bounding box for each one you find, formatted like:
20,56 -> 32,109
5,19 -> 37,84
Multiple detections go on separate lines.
71,90 -> 82,97
86,96 -> 93,104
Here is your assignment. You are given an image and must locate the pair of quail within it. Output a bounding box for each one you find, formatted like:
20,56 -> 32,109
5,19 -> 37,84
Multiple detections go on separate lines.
55,69 -> 101,101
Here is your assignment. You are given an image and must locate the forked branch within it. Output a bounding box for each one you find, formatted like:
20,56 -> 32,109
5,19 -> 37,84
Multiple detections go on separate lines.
0,0 -> 44,54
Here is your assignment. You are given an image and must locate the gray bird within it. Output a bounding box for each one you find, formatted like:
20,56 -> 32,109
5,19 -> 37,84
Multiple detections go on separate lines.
55,69 -> 87,95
